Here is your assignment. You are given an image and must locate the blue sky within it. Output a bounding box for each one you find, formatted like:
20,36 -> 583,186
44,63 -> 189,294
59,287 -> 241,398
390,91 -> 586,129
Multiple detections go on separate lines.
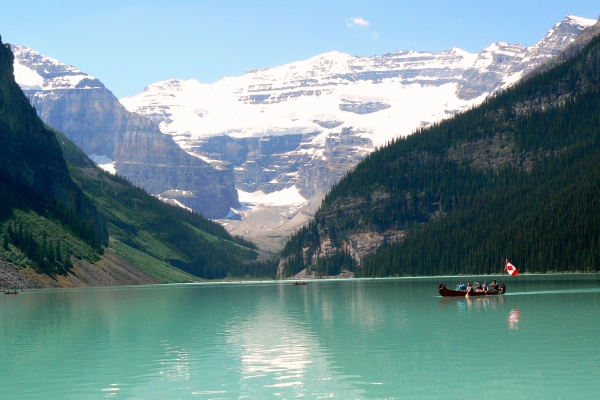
2,0 -> 598,98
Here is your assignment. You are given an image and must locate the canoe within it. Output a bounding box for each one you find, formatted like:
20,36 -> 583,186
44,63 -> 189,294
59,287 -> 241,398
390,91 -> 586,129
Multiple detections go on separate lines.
438,283 -> 505,297
294,281 -> 308,285
4,291 -> 18,295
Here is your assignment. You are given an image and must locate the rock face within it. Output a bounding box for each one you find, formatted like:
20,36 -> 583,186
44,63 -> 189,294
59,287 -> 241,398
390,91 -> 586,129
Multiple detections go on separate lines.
195,133 -> 309,194
113,117 -> 240,218
187,128 -> 371,199
11,45 -> 239,218
524,16 -> 600,79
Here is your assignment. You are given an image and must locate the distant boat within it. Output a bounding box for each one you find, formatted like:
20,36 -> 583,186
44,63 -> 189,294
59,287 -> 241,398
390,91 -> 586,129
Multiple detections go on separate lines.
438,283 -> 505,297
294,281 -> 308,285
4,290 -> 18,295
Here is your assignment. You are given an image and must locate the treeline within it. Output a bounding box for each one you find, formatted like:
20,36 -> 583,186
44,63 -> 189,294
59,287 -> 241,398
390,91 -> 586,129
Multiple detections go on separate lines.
0,162 -> 105,275
281,35 -> 600,277
361,142 -> 600,276
3,222 -> 73,274
0,168 -> 105,252
72,168 -> 275,279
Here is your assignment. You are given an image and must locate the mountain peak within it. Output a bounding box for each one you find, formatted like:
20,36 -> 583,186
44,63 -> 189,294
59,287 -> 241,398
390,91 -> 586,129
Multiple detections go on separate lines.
540,14 -> 597,45
563,14 -> 597,28
142,78 -> 196,93
11,44 -> 103,91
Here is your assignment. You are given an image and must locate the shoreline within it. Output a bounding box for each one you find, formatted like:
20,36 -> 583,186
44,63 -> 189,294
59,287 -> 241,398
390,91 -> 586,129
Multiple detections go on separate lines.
3,269 -> 599,292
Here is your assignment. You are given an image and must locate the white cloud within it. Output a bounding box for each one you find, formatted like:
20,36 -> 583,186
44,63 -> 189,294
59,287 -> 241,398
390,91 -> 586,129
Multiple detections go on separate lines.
346,17 -> 370,29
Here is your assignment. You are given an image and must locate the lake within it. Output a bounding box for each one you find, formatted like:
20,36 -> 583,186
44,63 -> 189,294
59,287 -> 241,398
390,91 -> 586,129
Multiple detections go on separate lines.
1,274 -> 599,399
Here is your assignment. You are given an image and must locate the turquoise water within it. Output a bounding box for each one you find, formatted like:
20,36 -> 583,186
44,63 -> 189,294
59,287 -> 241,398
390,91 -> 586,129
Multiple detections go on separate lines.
1,275 -> 599,399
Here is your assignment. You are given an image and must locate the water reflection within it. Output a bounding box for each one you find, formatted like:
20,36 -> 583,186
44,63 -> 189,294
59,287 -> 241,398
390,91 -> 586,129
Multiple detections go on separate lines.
508,308 -> 521,330
224,286 -> 364,398
440,295 -> 505,312
101,384 -> 120,398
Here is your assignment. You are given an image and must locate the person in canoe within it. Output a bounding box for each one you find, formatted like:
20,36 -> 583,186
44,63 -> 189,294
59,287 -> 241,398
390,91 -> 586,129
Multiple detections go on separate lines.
466,282 -> 473,293
456,282 -> 467,291
490,280 -> 499,291
482,281 -> 489,291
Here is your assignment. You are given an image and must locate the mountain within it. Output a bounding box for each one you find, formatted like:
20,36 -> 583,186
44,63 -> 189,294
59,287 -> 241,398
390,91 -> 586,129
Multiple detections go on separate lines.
0,37 -> 273,289
524,16 -> 600,78
56,128 -> 275,282
456,15 -> 597,99
1,35 -> 107,284
119,15 -> 596,248
10,15 -> 596,250
0,37 -> 108,248
11,45 -> 239,219
278,26 -> 600,278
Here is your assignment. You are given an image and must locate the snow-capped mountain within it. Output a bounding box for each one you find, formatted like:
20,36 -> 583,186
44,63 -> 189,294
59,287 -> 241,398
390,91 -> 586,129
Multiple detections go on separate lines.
120,15 -> 595,209
11,45 -> 240,219
12,45 -> 105,91
10,14 -> 597,250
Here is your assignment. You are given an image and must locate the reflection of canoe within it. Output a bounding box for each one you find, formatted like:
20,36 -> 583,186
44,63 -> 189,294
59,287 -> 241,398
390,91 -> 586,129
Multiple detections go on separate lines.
4,291 -> 18,295
294,281 -> 308,285
438,283 -> 505,297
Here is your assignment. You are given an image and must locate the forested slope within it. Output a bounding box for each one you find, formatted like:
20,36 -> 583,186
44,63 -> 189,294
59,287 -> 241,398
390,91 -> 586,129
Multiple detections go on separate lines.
0,38 -> 107,277
280,34 -> 600,277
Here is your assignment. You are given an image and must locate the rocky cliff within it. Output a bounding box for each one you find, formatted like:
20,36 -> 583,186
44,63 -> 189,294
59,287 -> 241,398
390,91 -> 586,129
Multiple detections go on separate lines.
12,45 -> 239,218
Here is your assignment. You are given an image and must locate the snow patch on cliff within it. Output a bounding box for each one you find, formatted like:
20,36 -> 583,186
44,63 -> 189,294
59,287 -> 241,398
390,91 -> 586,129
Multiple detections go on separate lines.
89,154 -> 116,174
238,186 -> 307,206
13,60 -> 44,90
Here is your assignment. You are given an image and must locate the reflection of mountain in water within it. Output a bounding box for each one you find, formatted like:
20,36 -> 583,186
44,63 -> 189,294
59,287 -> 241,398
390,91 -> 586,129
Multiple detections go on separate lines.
225,284 -> 365,397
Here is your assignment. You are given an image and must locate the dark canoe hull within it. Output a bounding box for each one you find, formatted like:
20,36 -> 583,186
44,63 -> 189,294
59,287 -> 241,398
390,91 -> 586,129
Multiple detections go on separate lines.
438,284 -> 505,297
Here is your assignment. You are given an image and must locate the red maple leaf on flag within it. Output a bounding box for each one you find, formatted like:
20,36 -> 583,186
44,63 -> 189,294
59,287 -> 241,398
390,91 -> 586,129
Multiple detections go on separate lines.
505,259 -> 519,276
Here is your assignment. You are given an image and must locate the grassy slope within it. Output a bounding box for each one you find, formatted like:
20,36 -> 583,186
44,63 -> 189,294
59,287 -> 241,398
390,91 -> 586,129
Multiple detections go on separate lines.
109,240 -> 198,283
55,128 -> 263,281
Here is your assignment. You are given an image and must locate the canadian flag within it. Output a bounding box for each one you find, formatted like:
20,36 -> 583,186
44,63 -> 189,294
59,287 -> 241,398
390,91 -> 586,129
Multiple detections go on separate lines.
506,259 -> 519,276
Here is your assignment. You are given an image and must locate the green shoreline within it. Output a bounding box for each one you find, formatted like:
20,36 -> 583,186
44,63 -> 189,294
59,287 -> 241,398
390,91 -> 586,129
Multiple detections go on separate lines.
8,271 -> 599,293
